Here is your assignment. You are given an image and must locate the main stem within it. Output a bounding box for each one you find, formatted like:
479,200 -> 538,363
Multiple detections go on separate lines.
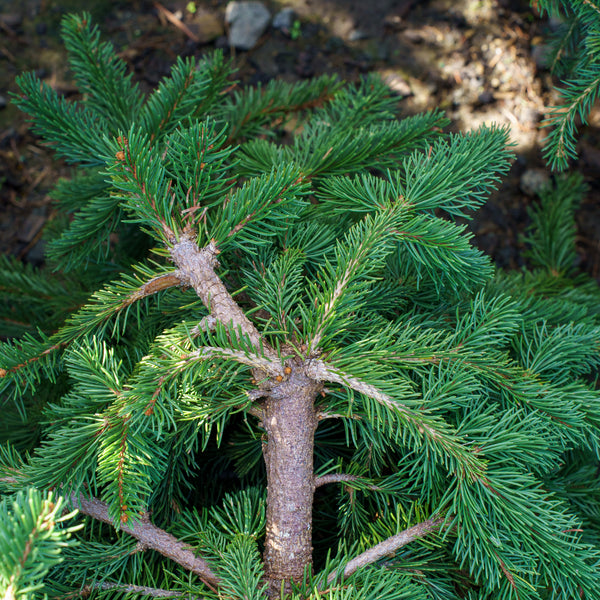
262,365 -> 320,596
170,237 -> 321,594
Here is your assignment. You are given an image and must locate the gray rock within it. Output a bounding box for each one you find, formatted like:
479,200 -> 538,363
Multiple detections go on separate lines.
381,72 -> 411,96
0,95 -> 7,110
225,1 -> 271,50
520,168 -> 550,197
272,7 -> 294,31
0,13 -> 22,29
531,43 -> 550,70
348,29 -> 368,42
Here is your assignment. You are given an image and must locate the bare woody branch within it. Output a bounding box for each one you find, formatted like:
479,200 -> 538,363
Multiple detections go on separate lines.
314,473 -> 379,490
81,581 -> 204,599
124,271 -> 183,306
326,516 -> 444,584
185,345 -> 284,378
170,235 -> 277,361
72,495 -> 221,592
314,473 -> 361,488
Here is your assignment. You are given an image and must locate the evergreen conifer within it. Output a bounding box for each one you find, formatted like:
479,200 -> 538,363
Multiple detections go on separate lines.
533,0 -> 600,169
2,13 -> 600,600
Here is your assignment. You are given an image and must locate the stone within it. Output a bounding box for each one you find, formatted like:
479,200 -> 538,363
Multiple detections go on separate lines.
188,9 -> 224,44
225,1 -> 271,50
380,71 -> 412,96
0,13 -> 22,29
520,168 -> 550,197
272,7 -> 294,31
348,29 -> 368,42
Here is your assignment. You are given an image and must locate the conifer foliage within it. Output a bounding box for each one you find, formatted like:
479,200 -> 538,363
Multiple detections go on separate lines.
2,12 -> 600,600
533,0 -> 600,170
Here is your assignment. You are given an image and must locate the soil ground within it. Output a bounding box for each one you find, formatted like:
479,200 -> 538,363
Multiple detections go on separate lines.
1,0 -> 599,277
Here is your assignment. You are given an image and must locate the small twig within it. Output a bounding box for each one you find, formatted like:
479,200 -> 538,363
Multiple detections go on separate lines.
190,314 -> 218,337
315,473 -> 359,488
153,1 -> 200,43
124,271 -> 183,307
326,516 -> 444,584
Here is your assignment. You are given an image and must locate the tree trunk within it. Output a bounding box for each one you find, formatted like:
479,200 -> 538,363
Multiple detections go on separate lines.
262,366 -> 320,596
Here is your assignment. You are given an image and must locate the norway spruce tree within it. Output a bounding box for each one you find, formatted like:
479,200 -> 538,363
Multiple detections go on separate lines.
2,13 -> 600,600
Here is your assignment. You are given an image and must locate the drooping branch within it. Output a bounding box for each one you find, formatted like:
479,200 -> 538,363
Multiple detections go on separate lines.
305,359 -> 416,415
72,495 -> 221,591
306,358 -> 434,435
305,359 -> 485,478
326,516 -> 444,584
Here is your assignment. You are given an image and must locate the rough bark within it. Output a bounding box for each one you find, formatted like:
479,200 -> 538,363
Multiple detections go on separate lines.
169,235 -> 324,594
328,516 -> 444,584
170,235 -> 270,357
72,494 -> 221,591
262,364 -> 321,596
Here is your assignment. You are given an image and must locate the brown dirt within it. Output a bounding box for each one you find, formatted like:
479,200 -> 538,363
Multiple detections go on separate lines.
1,0 -> 599,276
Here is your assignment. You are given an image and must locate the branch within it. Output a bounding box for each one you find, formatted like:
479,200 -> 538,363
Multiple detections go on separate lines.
82,581 -> 204,599
305,359 -> 485,478
246,403 -> 264,420
154,1 -> 200,43
314,473 -> 379,490
327,516 -> 444,584
190,314 -> 218,337
180,345 -> 272,418
308,259 -> 359,351
170,235 -> 276,360
185,345 -> 283,378
124,271 -> 183,306
306,359 -> 424,422
72,495 -> 221,592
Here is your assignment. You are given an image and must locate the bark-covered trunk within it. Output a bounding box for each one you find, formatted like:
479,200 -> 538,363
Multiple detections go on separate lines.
262,366 -> 320,596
